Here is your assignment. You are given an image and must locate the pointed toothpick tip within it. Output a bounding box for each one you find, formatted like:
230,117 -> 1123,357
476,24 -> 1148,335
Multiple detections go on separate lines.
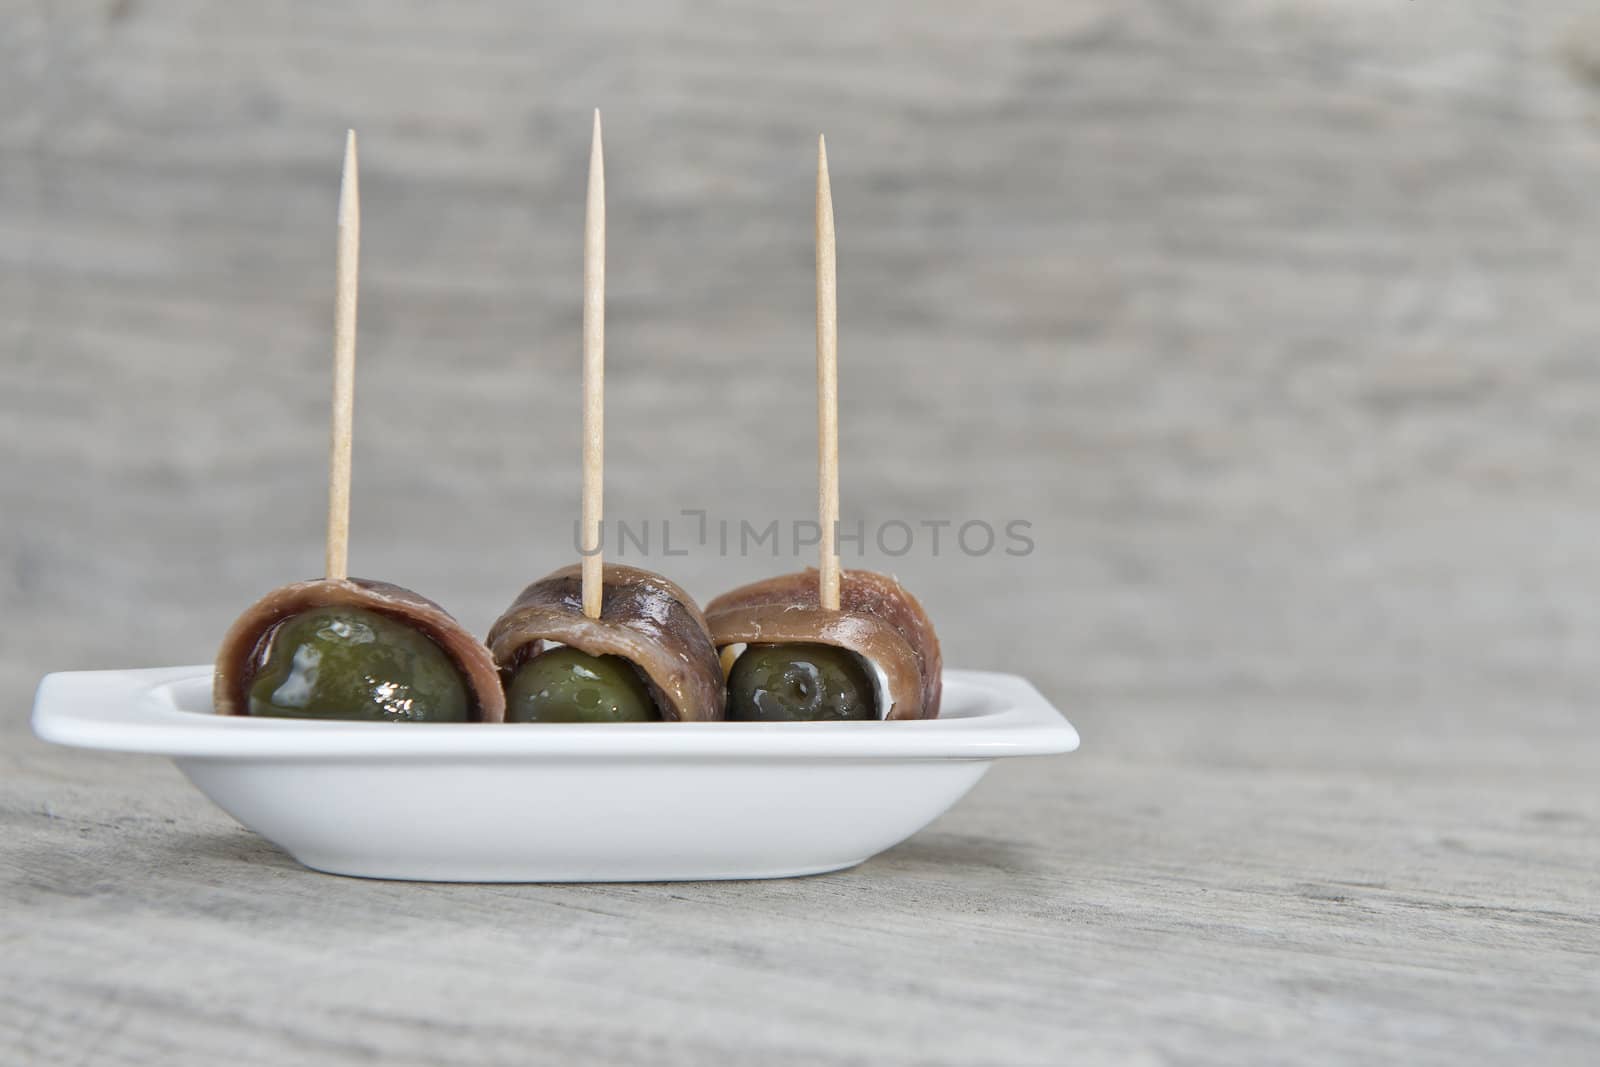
338,130 -> 359,226
816,135 -> 833,211
588,110 -> 604,171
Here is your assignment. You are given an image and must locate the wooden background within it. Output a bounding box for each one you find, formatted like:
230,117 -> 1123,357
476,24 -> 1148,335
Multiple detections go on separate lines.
3,2 -> 1598,1063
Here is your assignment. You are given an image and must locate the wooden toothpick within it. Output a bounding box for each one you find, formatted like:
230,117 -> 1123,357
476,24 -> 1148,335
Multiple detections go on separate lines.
581,110 -> 606,618
816,134 -> 841,611
326,129 -> 359,582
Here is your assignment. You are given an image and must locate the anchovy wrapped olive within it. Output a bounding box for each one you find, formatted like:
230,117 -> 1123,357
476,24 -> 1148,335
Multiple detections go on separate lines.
706,568 -> 942,721
215,578 -> 506,723
487,563 -> 726,722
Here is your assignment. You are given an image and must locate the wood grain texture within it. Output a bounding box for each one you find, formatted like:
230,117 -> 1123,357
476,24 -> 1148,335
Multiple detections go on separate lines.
816,134 -> 841,609
324,128 -> 358,582
581,108 -> 605,619
3,1 -> 1600,1063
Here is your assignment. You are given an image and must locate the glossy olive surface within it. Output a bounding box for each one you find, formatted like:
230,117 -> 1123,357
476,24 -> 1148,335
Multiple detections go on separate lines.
726,643 -> 878,721
506,647 -> 662,723
246,607 -> 470,722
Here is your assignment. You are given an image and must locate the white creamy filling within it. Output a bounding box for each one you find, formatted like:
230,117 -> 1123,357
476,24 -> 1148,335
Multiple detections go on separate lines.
867,658 -> 893,721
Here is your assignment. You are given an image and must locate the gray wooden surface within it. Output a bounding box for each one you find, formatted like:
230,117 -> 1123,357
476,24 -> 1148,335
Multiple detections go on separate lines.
4,2 -> 1599,1063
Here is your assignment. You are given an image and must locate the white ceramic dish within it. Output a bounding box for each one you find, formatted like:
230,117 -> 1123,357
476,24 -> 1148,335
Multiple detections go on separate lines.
32,666 -> 1078,883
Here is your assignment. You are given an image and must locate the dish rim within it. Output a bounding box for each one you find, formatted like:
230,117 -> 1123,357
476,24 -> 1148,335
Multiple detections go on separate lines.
32,666 -> 1080,761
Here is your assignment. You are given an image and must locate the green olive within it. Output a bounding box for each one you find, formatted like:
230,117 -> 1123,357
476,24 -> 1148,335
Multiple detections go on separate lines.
726,643 -> 878,722
247,607 -> 470,722
506,647 -> 661,723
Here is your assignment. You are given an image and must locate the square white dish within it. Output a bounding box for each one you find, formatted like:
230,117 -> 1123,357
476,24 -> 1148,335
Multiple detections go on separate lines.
32,666 -> 1079,883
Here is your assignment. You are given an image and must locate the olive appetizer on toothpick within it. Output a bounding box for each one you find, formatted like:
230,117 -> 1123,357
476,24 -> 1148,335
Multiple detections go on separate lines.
214,132 -> 505,724
706,138 -> 942,722
485,113 -> 725,723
